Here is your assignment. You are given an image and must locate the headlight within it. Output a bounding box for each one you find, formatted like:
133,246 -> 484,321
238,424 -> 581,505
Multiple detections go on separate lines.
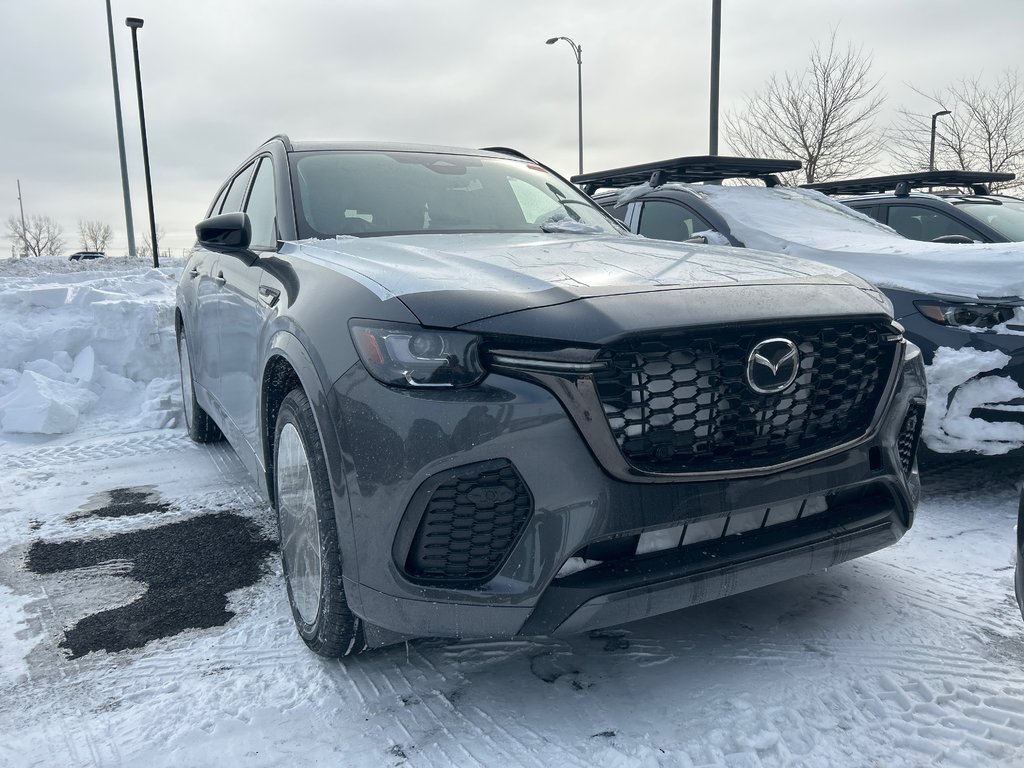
914,300 -> 1014,329
349,321 -> 485,388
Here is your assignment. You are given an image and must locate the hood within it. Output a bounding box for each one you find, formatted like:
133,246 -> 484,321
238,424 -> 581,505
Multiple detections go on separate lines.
283,233 -> 870,326
669,184 -> 1024,300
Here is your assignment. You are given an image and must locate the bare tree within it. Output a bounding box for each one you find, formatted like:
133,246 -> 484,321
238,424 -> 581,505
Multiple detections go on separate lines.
138,225 -> 167,260
888,70 -> 1024,192
724,32 -> 885,184
78,220 -> 114,252
6,214 -> 64,257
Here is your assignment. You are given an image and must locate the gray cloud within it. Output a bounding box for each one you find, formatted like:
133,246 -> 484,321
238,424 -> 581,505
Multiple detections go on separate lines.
3,0 -> 1022,255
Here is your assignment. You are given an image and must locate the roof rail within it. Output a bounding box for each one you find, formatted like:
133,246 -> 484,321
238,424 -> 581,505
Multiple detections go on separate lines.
480,146 -> 536,162
263,134 -> 293,151
802,170 -> 1015,197
570,156 -> 801,195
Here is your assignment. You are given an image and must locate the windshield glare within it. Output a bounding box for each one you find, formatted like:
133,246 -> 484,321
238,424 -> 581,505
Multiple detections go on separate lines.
956,198 -> 1024,241
291,151 -> 620,238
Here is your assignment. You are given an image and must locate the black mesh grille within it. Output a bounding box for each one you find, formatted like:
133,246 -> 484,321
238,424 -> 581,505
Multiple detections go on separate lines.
593,319 -> 898,473
405,460 -> 533,584
898,403 -> 924,474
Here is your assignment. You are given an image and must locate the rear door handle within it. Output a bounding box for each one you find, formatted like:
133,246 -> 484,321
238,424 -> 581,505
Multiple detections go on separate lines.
215,271 -> 226,285
189,267 -> 199,279
258,285 -> 281,308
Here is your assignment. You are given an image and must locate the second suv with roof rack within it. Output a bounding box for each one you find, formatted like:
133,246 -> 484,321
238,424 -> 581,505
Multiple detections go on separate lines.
804,171 -> 1024,244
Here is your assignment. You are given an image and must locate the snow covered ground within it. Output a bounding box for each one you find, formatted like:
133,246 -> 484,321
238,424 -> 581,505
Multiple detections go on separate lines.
2,258 -> 1023,767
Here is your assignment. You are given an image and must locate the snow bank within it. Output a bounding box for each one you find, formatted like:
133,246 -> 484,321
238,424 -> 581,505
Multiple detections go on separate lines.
0,261 -> 183,438
625,183 -> 1024,300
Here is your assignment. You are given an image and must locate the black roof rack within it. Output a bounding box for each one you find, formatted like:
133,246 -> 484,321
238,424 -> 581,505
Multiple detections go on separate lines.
802,170 -> 1015,197
570,156 -> 802,195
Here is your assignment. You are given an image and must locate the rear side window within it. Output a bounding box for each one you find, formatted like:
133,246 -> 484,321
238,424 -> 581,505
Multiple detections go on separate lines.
220,162 -> 256,214
638,200 -> 713,241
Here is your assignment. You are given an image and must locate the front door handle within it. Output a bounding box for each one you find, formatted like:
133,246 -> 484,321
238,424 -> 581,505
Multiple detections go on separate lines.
215,271 -> 226,285
189,267 -> 199,279
258,285 -> 281,308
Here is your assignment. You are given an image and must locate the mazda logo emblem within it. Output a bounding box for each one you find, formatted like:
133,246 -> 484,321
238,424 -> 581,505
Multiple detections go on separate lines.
746,338 -> 800,394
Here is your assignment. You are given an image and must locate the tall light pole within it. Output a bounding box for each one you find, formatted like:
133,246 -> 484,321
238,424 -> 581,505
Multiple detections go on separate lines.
545,36 -> 583,175
929,109 -> 951,172
16,180 -> 27,257
126,16 -> 159,268
105,0 -> 137,258
709,0 -> 722,155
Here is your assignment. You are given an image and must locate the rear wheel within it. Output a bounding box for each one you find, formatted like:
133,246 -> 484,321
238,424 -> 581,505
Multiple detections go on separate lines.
275,388 -> 365,657
177,330 -> 223,443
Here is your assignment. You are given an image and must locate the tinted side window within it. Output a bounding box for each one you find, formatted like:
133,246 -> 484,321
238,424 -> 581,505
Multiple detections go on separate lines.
850,203 -> 883,223
220,162 -> 256,214
604,204 -> 629,223
245,157 -> 278,249
887,205 -> 981,242
638,200 -> 713,241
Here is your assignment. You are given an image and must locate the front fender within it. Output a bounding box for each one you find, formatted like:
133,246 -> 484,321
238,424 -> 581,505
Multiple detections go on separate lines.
261,330 -> 362,593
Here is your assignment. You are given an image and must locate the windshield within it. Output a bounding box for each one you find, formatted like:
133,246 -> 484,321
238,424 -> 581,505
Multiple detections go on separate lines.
290,150 -> 620,238
956,198 -> 1024,241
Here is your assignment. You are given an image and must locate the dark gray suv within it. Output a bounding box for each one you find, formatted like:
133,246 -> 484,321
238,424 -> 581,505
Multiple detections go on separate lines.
177,136 -> 926,656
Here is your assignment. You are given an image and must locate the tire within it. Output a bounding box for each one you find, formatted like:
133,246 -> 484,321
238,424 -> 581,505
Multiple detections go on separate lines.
177,330 -> 223,443
274,387 -> 365,657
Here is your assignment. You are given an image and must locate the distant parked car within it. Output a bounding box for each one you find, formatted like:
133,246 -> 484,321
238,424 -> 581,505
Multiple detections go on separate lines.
576,156 -> 1024,455
804,171 -> 1024,244
176,136 -> 925,657
68,251 -> 104,261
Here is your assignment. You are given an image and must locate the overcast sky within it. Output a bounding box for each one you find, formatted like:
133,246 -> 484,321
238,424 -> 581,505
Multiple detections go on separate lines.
3,0 -> 1022,256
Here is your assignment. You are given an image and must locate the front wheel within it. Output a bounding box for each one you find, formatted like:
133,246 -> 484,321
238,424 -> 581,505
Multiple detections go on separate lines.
275,388 -> 365,657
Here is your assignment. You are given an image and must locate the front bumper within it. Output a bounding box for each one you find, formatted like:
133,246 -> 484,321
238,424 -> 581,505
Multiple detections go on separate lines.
325,349 -> 926,645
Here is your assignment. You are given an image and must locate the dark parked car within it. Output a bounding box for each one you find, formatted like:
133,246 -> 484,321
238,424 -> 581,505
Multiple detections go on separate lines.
1017,490 -> 1024,621
577,156 -> 1024,456
68,250 -> 104,261
804,170 -> 1024,244
177,137 -> 925,656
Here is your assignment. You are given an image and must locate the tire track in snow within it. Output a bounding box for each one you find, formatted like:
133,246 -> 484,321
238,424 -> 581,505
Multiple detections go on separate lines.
856,673 -> 1024,764
3,432 -> 193,471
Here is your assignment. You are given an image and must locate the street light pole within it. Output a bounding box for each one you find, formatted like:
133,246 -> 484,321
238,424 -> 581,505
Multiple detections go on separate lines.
546,36 -> 583,175
709,0 -> 722,155
16,179 -> 27,257
126,16 -> 159,268
104,0 -> 137,258
929,109 -> 951,172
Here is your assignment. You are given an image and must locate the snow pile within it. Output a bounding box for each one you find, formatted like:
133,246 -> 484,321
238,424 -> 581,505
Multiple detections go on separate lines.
625,183 -> 1024,300
0,263 -> 183,438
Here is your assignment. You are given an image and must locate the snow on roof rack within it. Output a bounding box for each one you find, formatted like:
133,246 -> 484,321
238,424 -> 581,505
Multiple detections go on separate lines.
802,170 -> 1016,197
570,156 -> 802,195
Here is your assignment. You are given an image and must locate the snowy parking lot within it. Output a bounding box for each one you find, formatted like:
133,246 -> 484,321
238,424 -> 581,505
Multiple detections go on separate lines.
2,259 -> 1023,767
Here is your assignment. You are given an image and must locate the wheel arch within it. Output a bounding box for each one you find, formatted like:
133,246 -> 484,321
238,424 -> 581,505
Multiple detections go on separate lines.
260,331 -> 346,510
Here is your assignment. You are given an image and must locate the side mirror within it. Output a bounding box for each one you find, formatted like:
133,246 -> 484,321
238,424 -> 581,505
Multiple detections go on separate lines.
196,212 -> 252,253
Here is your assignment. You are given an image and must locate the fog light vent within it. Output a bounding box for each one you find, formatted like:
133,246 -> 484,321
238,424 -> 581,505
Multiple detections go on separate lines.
898,403 -> 924,474
404,459 -> 533,584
